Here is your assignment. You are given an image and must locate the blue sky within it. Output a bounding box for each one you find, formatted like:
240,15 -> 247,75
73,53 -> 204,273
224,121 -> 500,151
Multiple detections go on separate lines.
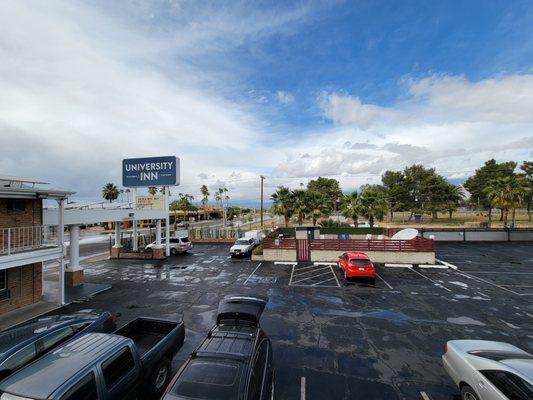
0,0 -> 532,203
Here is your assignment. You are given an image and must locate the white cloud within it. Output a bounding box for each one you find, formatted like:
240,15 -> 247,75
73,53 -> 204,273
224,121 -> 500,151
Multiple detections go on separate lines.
276,91 -> 295,104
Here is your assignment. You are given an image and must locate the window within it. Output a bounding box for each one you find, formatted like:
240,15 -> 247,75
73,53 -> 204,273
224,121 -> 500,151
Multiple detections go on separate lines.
481,370 -> 533,400
180,237 -> 189,243
350,259 -> 371,266
170,238 -> 180,243
247,340 -> 269,400
61,372 -> 98,400
6,199 -> 25,212
39,327 -> 76,354
102,347 -> 135,389
0,270 -> 6,291
0,343 -> 37,375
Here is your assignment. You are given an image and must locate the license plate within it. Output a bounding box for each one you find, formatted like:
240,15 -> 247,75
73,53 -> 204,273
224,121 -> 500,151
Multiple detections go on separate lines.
358,268 -> 364,271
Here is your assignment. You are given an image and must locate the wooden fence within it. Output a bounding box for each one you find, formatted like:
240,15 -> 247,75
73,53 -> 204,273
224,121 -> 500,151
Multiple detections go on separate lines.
263,237 -> 434,252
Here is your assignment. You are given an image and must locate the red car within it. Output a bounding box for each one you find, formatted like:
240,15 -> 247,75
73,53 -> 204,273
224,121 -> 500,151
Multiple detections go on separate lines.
338,252 -> 376,284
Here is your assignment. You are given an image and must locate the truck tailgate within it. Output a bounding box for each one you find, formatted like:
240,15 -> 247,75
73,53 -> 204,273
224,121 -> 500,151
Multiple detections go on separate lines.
115,317 -> 180,357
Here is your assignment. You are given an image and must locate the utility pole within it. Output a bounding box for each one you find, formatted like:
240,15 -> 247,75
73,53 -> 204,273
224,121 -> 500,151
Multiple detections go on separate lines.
260,175 -> 265,230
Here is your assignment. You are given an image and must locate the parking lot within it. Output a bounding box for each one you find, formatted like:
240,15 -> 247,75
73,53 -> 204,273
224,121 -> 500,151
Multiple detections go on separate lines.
45,242 -> 533,400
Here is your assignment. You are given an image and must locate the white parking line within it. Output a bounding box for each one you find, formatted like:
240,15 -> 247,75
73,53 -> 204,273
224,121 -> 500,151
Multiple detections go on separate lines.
408,267 -> 452,292
313,262 -> 337,266
452,270 -> 525,296
385,263 -> 413,268
465,271 -> 533,275
435,258 -> 458,270
311,277 -> 337,286
294,264 -> 323,272
292,266 -> 331,278
291,270 -> 332,284
329,265 -> 341,287
420,392 -> 431,400
243,263 -> 262,285
376,273 -> 393,289
275,261 -> 297,265
300,377 -> 306,400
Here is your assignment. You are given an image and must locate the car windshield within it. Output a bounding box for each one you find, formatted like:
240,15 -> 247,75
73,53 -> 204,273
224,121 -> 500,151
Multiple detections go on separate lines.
180,237 -> 189,243
468,350 -> 533,361
350,259 -> 370,266
235,240 -> 249,245
171,360 -> 239,400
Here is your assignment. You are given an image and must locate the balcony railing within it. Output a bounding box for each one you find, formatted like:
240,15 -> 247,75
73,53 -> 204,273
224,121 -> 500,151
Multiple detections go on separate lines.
0,225 -> 59,255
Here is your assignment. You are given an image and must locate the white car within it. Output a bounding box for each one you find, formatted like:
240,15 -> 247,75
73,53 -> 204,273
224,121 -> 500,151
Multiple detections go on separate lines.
146,236 -> 192,255
442,340 -> 533,400
229,238 -> 256,257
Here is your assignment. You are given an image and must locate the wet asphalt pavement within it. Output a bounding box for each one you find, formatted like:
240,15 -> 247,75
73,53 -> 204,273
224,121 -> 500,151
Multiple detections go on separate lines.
44,242 -> 533,400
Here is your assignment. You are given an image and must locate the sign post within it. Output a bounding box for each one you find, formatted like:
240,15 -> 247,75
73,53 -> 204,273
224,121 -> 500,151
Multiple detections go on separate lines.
122,156 -> 180,256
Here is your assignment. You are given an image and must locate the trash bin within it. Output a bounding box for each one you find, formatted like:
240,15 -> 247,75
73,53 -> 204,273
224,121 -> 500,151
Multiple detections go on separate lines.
414,214 -> 422,223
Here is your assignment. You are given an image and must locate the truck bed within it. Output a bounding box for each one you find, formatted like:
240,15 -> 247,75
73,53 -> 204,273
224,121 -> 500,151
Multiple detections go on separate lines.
114,317 -> 178,357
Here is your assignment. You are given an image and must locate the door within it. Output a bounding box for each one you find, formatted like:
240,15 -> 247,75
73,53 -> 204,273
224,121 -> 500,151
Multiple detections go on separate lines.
100,346 -> 140,399
296,239 -> 310,262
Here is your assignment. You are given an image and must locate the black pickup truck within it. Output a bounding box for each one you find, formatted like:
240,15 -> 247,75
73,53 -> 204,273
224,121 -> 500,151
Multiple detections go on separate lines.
0,317 -> 185,400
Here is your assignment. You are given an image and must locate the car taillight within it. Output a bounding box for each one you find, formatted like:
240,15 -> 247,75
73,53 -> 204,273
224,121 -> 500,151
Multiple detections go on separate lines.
443,343 -> 448,354
108,314 -> 117,322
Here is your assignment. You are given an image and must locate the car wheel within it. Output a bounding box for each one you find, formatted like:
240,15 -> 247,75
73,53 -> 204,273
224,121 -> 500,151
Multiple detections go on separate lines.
461,385 -> 479,400
170,248 -> 177,255
149,357 -> 171,396
370,278 -> 376,286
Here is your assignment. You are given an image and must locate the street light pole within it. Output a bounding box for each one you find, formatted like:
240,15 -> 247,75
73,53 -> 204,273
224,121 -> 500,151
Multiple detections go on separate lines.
260,175 -> 265,230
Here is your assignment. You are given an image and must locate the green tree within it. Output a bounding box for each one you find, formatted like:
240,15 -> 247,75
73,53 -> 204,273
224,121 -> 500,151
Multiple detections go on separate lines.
520,161 -> 533,221
170,193 -> 194,212
291,189 -> 308,225
200,185 -> 210,220
403,165 -> 436,219
464,159 -> 517,222
484,176 -> 528,227
420,174 -> 451,221
102,183 -> 119,203
270,186 -> 294,227
305,191 -> 331,226
381,170 -> 409,219
339,192 -> 360,223
357,185 -> 389,227
443,184 -> 463,219
307,177 -> 343,213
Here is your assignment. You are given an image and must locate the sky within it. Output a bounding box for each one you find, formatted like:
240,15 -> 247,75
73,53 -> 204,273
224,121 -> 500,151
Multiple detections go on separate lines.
1,0 -> 532,205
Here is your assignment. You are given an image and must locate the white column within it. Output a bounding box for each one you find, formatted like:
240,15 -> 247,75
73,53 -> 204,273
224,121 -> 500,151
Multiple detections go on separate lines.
58,199 -> 65,306
156,219 -> 162,247
132,188 -> 138,251
114,222 -> 122,247
165,186 -> 170,256
69,225 -> 80,270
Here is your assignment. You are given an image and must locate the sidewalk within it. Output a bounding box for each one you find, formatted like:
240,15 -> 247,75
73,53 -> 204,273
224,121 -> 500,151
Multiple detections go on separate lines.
0,301 -> 60,331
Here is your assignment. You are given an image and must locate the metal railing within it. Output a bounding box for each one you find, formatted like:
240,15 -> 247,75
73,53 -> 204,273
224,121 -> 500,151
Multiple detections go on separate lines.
263,237 -> 434,252
188,227 -> 249,240
0,225 -> 59,255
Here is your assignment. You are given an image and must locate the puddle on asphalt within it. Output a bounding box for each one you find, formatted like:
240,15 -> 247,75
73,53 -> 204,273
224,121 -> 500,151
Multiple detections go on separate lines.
446,316 -> 486,326
316,295 -> 344,305
310,307 -> 414,322
449,281 -> 468,289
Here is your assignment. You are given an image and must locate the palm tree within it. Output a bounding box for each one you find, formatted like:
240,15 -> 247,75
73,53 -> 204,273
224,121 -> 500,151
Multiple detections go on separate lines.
148,187 -> 158,196
339,192 -> 360,224
291,189 -> 308,226
102,183 -> 119,203
270,187 -> 294,227
485,176 -> 529,227
305,191 -> 330,226
357,185 -> 389,227
215,188 -> 223,210
200,185 -> 210,220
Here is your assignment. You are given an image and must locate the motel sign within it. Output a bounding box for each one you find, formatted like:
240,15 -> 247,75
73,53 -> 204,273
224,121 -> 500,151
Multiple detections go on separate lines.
122,156 -> 179,187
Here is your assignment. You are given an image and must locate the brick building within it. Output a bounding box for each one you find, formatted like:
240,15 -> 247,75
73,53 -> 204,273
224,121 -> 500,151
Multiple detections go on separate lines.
0,175 -> 72,316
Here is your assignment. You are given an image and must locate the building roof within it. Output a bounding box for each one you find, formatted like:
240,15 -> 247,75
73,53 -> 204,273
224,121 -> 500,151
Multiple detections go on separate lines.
0,333 -> 127,399
0,174 -> 74,199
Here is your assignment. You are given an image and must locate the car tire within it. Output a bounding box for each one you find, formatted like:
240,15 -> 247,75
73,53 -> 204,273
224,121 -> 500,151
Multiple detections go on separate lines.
149,357 -> 171,397
460,385 -> 479,400
170,248 -> 177,255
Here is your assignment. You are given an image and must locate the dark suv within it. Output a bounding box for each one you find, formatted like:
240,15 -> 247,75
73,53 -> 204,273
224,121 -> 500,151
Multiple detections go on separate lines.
162,295 -> 274,400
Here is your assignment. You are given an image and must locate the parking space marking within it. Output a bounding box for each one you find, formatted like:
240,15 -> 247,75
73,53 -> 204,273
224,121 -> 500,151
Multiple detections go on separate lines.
289,265 -> 341,288
452,270 -> 528,296
464,271 -> 533,275
300,377 -> 306,400
435,258 -> 458,270
408,267 -> 452,292
420,392 -> 431,400
376,272 -> 393,289
243,263 -> 262,285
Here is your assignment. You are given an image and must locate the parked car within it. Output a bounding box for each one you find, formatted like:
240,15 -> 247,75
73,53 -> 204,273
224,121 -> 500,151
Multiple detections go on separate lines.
230,238 -> 256,257
176,220 -> 189,228
0,310 -> 116,381
337,252 -> 376,284
442,339 -> 533,400
162,295 -> 274,400
0,317 -> 185,399
146,236 -> 192,255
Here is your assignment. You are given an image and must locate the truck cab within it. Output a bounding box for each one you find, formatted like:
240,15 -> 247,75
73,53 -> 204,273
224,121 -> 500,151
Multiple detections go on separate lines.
0,317 -> 185,400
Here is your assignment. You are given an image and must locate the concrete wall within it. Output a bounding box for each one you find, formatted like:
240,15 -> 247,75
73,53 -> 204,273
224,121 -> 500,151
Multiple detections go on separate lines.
262,248 -> 297,262
311,250 -> 435,264
421,229 -> 533,242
